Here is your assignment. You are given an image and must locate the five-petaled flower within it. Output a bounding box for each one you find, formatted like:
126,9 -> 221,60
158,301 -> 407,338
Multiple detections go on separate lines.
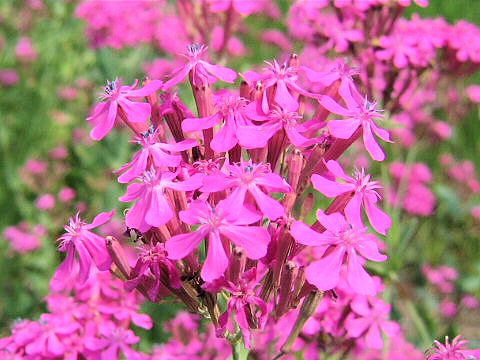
290,210 -> 387,295
312,160 -> 392,235
87,79 -> 162,141
165,200 -> 270,282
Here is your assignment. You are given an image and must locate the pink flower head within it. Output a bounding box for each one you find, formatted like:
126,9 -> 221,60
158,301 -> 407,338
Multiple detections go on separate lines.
0,69 -> 19,87
182,94 -> 250,152
59,187 -> 76,203
55,210 -> 115,284
85,322 -> 143,360
15,36 -> 37,62
201,160 -> 291,220
25,158 -> 47,174
319,92 -> 392,161
427,335 -> 480,360
120,169 -> 200,232
207,0 -> 265,16
87,78 -> 163,140
36,193 -> 56,211
237,106 -> 317,148
165,200 -> 270,282
216,269 -> 268,349
3,223 -> 44,253
345,296 -> 400,350
291,211 -> 387,295
163,44 -> 237,90
125,242 -> 181,301
242,60 -> 317,113
117,127 -> 197,183
312,160 -> 392,235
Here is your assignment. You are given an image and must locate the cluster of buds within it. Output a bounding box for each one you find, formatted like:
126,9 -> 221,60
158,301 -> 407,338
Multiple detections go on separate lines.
51,43 -> 400,357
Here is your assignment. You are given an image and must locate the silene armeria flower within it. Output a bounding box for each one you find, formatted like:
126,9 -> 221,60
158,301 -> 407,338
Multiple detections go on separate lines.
200,160 -> 291,220
55,210 -> 115,284
182,94 -> 251,152
165,199 -> 270,282
290,210 -> 387,295
426,335 -> 480,360
120,169 -> 201,232
312,160 -> 392,235
318,89 -> 392,161
87,78 -> 163,140
116,128 -> 197,183
162,44 -> 237,90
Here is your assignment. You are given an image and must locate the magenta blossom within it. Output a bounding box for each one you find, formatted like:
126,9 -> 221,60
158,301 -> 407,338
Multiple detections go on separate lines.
55,210 -> 115,284
312,160 -> 391,235
163,44 -> 237,89
117,128 -> 197,183
237,105 -> 317,148
291,210 -> 387,295
182,94 -> 250,152
165,200 -> 270,282
215,269 -> 268,349
87,79 -> 162,140
345,296 -> 400,350
319,90 -> 392,161
201,160 -> 291,220
120,170 -> 200,232
427,336 -> 480,360
242,60 -> 317,113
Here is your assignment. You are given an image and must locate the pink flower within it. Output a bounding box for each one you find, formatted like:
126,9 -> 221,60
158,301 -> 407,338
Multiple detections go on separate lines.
466,85 -> 480,103
182,95 -> 250,152
117,128 -> 197,183
319,92 -> 392,161
312,160 -> 392,235
87,79 -> 162,140
15,36 -> 37,62
55,211 -> 115,284
216,269 -> 268,349
85,322 -> 144,360
36,193 -> 56,210
0,69 -> 19,87
201,160 -> 291,220
59,187 -> 76,203
291,211 -> 387,295
165,200 -> 270,282
25,158 -> 47,174
261,30 -> 292,52
3,223 -> 45,253
345,296 -> 400,350
242,60 -> 317,113
427,335 -> 480,360
120,170 -> 200,232
440,299 -> 457,318
207,0 -> 265,16
162,44 -> 237,90
237,106 -> 317,148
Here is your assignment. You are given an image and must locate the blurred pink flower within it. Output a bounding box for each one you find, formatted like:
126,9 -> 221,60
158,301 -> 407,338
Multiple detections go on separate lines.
15,36 -> 37,62
59,187 -> 76,203
36,193 -> 56,210
0,69 -> 19,86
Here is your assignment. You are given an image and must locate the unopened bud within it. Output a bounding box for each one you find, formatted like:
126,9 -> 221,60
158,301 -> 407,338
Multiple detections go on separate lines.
106,236 -> 131,279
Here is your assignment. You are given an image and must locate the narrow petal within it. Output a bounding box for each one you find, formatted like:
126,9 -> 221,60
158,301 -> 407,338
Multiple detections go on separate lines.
211,120 -> 237,152
150,147 -> 181,168
325,160 -> 354,182
290,221 -> 327,247
163,64 -> 192,90
90,100 -> 117,141
316,210 -> 347,233
201,175 -> 233,192
165,229 -> 206,260
182,113 -> 221,132
311,174 -> 353,198
125,80 -> 162,97
355,235 -> 387,262
120,98 -> 151,123
365,324 -> 383,349
125,197 -> 149,230
362,124 -> 385,161
305,247 -> 345,291
254,173 -> 290,192
145,188 -> 174,226
346,249 -> 376,295
344,193 -> 364,229
274,79 -> 298,112
201,61 -> 237,83
236,124 -> 276,149
249,184 -> 285,220
364,197 -> 391,235
346,317 -> 371,338
85,210 -> 115,229
76,242 -> 93,284
157,138 -> 198,152
118,150 -> 149,183
220,225 -> 270,260
82,231 -> 112,271
119,183 -> 144,202
328,119 -> 361,139
318,95 -> 351,116
201,232 -> 229,281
